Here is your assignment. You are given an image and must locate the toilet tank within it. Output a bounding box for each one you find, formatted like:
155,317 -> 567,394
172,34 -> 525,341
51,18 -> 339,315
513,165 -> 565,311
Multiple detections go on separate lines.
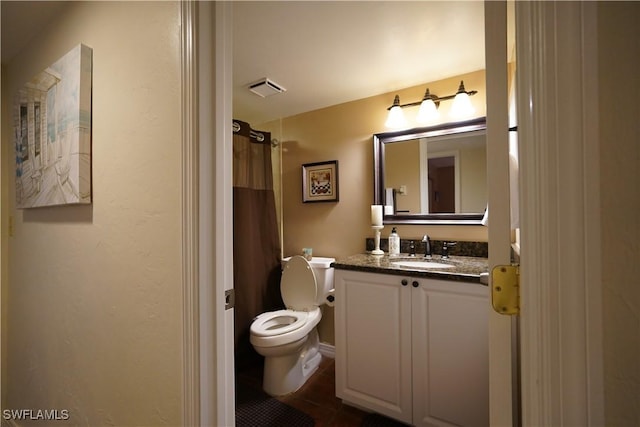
282,256 -> 335,305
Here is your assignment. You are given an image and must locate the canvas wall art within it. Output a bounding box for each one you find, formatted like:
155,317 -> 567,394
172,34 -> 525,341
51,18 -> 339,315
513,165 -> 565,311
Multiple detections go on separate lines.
14,44 -> 92,208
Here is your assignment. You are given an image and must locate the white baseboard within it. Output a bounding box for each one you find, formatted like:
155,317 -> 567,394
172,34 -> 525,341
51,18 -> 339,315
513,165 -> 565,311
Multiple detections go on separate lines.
319,342 -> 335,359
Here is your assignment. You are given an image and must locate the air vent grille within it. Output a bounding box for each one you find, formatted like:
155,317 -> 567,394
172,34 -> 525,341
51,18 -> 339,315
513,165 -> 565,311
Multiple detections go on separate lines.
248,78 -> 287,97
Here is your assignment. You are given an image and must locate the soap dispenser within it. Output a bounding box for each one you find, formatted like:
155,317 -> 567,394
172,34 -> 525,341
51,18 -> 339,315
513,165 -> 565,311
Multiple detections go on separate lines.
389,227 -> 400,256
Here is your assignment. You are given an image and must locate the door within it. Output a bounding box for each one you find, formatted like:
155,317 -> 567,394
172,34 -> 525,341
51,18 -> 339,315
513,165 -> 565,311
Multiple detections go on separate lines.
484,2 -> 519,426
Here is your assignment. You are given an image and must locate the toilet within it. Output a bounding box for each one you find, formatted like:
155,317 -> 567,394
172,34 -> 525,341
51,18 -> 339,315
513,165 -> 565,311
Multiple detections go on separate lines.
250,255 -> 335,396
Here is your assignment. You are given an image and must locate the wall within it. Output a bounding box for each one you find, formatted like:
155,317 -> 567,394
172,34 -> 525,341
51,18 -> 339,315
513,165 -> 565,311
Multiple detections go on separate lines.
598,2 -> 640,425
1,2 -> 183,425
459,139 -> 487,212
385,140 -> 420,213
274,69 -> 488,262
261,70 -> 487,345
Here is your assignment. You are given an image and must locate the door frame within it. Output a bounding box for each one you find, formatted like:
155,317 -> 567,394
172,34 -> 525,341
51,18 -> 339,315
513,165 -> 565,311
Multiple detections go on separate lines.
181,1 -> 235,426
181,1 -> 605,425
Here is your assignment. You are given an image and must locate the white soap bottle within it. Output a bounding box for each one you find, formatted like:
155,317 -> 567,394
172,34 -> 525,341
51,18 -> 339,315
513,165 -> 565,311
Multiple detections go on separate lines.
389,227 -> 400,256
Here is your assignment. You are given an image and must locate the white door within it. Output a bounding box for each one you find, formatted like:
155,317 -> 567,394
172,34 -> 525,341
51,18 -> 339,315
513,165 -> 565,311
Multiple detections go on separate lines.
513,2 -> 605,425
486,2 -> 606,426
484,2 -> 518,426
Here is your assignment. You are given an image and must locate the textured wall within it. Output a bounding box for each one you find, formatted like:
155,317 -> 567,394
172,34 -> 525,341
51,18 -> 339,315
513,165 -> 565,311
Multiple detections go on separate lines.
598,2 -> 640,426
2,2 -> 182,425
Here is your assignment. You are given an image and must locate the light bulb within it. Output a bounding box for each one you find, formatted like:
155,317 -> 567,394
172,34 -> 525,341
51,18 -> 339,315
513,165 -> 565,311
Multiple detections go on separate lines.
385,105 -> 407,128
417,99 -> 439,124
450,80 -> 475,119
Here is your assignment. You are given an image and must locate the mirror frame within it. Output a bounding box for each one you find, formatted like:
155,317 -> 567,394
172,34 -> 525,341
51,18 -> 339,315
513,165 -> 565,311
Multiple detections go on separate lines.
373,117 -> 487,225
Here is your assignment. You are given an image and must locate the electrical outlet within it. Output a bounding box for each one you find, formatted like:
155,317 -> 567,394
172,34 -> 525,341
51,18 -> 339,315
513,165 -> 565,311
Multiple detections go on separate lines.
399,185 -> 407,195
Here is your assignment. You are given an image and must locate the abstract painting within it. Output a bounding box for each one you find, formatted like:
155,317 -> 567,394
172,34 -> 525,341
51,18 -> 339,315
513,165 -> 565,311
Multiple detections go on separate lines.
14,44 -> 92,208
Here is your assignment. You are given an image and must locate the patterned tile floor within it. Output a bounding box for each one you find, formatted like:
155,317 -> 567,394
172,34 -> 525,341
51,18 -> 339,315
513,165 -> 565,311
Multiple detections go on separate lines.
236,355 -> 370,426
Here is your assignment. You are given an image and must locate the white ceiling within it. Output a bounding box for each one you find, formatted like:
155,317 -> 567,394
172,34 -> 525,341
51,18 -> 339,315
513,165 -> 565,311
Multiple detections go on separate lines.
233,1 -> 486,125
1,1 -> 487,126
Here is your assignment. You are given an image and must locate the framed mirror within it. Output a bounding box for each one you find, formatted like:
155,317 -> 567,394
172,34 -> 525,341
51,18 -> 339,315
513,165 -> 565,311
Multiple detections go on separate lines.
373,117 -> 487,225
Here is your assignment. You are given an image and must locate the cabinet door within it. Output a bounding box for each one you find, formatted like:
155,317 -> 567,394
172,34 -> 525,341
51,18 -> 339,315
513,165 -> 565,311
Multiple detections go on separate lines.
412,279 -> 489,427
335,270 -> 412,424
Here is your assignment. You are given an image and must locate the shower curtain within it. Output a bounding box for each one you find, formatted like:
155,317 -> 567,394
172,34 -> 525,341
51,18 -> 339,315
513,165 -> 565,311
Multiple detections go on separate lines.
232,120 -> 283,364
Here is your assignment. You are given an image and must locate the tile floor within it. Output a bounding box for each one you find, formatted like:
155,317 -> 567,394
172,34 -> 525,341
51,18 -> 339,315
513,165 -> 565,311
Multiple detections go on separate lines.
236,355 -> 371,426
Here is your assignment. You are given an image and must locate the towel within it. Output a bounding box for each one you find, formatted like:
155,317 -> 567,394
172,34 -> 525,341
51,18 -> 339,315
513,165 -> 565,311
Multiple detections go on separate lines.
385,188 -> 395,214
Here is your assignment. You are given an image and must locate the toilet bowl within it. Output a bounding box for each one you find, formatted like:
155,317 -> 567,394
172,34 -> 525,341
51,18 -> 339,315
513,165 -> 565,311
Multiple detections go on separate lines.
249,255 -> 334,396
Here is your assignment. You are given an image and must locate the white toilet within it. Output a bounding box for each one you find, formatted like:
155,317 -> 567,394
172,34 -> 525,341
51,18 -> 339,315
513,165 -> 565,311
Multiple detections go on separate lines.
250,255 -> 335,396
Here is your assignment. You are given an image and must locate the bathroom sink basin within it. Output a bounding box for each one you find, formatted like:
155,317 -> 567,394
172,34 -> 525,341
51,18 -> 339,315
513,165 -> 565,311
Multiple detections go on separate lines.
391,260 -> 455,269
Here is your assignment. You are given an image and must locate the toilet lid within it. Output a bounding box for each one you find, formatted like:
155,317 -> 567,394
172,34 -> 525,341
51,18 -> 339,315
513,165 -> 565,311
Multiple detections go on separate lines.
281,255 -> 318,311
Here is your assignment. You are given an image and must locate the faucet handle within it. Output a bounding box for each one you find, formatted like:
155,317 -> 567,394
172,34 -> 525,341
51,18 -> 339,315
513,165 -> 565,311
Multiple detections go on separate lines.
442,241 -> 457,259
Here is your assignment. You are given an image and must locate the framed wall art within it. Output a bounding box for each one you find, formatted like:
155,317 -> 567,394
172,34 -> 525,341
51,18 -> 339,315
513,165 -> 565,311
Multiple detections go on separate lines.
14,43 -> 92,208
302,160 -> 339,203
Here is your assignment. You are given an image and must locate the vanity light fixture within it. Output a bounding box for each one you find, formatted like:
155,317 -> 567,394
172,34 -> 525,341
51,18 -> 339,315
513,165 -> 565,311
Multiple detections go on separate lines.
385,80 -> 478,129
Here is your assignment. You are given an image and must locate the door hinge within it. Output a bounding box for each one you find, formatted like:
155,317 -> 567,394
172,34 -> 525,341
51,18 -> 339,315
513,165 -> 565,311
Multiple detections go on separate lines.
491,264 -> 520,315
225,289 -> 235,310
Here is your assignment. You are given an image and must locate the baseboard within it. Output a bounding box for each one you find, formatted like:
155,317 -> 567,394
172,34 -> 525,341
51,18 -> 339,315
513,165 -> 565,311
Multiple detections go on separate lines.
319,342 -> 335,359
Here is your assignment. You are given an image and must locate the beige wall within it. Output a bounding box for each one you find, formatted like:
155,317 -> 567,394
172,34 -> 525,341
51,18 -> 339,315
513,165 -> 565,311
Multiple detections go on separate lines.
459,140 -> 487,213
598,3 -> 640,426
1,2 -> 182,425
385,139 -> 421,213
272,69 -> 488,263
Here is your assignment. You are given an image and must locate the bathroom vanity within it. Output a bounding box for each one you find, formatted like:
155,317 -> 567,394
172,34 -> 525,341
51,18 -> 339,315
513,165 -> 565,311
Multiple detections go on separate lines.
333,254 -> 489,427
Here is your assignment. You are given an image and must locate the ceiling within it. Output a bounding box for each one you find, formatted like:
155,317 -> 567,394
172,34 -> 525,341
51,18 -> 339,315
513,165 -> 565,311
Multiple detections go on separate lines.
1,1 -> 487,126
232,1 -> 486,125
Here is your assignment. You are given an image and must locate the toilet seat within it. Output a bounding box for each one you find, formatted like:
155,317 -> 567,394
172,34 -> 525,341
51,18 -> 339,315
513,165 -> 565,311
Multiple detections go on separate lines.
250,307 -> 321,349
281,256 -> 318,311
251,309 -> 308,337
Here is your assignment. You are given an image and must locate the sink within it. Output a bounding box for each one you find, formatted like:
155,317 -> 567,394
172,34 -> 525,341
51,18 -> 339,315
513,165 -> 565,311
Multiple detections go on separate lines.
391,260 -> 455,269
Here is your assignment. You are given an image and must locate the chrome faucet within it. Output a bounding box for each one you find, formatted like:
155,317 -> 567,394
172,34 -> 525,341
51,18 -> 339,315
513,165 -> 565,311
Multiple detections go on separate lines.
421,235 -> 432,259
441,241 -> 457,259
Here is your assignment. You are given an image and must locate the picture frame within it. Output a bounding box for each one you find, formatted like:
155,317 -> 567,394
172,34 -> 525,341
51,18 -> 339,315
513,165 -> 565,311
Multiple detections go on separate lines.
302,160 -> 339,203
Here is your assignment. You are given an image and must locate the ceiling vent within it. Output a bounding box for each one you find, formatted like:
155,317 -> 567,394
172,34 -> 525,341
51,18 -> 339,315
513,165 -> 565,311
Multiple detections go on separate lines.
248,78 -> 286,98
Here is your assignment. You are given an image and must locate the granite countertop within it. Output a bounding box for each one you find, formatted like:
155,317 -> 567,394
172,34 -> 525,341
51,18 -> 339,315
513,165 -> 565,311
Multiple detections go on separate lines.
332,253 -> 489,284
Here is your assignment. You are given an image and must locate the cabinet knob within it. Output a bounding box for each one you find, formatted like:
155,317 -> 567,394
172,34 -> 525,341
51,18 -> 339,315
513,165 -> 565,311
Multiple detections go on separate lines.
401,279 -> 408,286
412,281 -> 419,288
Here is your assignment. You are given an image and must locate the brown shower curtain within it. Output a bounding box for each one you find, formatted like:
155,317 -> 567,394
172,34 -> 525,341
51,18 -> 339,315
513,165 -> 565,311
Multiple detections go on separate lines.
232,120 -> 283,365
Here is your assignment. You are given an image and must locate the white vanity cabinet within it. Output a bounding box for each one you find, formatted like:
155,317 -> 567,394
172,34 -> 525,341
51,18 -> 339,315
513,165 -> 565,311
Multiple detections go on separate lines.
335,269 -> 489,427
